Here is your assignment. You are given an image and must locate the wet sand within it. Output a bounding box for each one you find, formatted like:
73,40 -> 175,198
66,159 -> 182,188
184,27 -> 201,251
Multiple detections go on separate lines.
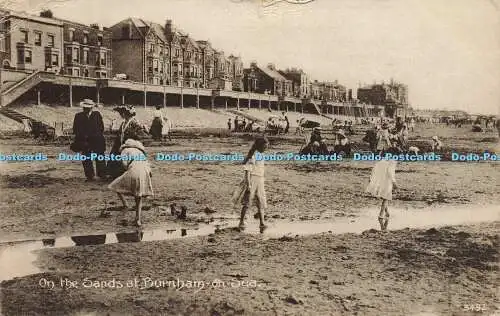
0,124 -> 499,315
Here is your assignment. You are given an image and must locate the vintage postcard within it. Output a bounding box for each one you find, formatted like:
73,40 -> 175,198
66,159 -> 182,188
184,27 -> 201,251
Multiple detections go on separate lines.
0,0 -> 498,315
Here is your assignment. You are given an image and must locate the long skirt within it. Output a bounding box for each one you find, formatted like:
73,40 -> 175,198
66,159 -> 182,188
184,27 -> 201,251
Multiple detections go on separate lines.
150,117 -> 163,140
108,162 -> 153,197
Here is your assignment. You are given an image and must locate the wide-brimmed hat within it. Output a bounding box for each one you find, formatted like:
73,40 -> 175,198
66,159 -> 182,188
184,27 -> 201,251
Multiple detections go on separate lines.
80,99 -> 95,108
120,139 -> 145,153
113,105 -> 136,116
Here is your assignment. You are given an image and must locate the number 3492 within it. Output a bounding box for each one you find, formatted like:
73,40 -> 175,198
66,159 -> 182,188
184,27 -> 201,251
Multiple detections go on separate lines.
463,304 -> 487,312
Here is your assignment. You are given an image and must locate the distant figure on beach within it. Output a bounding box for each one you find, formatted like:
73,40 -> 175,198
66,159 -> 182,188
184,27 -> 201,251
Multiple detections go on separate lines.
409,117 -> 415,132
232,136 -> 269,232
149,105 -> 164,141
366,148 -> 399,231
431,136 -> 443,151
376,122 -> 392,152
108,139 -> 153,227
228,118 -> 232,131
234,116 -> 239,132
71,99 -> 106,181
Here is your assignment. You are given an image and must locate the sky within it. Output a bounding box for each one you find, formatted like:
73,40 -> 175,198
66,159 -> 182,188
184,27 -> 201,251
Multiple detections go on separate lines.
6,0 -> 500,114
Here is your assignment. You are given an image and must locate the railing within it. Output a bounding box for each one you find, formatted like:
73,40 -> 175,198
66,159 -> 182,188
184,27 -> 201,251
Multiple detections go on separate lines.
3,70 -> 41,95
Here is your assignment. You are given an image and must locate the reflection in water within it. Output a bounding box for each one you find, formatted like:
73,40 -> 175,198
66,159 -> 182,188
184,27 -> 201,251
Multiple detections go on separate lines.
71,235 -> 106,246
116,231 -> 144,243
378,217 -> 389,231
42,239 -> 55,247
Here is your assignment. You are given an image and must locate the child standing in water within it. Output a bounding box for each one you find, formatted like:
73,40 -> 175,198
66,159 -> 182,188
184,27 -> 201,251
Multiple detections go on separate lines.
366,149 -> 398,230
233,136 -> 269,232
108,139 -> 153,226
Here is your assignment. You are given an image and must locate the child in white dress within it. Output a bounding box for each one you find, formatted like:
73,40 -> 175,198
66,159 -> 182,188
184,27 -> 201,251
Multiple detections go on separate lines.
366,150 -> 398,226
108,139 -> 153,226
233,136 -> 269,232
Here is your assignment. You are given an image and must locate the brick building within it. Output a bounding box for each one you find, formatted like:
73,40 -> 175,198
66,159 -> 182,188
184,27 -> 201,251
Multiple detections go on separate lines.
0,9 -> 63,72
357,81 -> 408,105
357,80 -> 408,117
196,40 -> 215,88
280,68 -> 309,98
109,17 -> 240,89
56,18 -> 112,78
243,62 -> 292,97
309,80 -> 321,100
110,18 -> 170,85
227,55 -> 243,91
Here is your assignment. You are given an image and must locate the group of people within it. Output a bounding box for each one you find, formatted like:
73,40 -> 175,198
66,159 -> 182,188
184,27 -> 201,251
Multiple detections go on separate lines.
300,126 -> 351,156
229,116 -> 259,132
363,117 -> 412,153
72,99 -> 154,226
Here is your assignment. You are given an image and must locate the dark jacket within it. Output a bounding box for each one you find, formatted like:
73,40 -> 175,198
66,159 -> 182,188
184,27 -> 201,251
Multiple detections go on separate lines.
72,110 -> 106,153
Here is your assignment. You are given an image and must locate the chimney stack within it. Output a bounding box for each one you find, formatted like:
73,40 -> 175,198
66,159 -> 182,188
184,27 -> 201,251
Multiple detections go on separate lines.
165,19 -> 173,34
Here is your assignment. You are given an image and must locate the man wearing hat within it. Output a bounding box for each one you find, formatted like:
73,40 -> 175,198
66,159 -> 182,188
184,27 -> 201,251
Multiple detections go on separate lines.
71,99 -> 106,181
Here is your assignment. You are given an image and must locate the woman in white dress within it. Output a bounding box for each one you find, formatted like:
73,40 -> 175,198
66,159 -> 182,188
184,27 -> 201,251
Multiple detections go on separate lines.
108,139 -> 153,226
232,136 -> 269,232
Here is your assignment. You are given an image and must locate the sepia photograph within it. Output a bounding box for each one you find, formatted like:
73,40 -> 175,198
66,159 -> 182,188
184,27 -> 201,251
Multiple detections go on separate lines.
0,0 -> 499,315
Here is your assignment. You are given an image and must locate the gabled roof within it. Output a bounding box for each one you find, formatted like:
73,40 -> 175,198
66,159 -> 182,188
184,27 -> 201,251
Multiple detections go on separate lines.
147,22 -> 167,43
258,65 -> 290,82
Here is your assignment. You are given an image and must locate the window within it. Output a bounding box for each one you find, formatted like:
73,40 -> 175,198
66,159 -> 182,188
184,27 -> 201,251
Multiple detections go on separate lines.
84,69 -> 89,77
83,33 -> 88,44
65,47 -> 71,63
97,35 -> 102,46
149,43 -> 154,53
159,61 -> 163,73
51,54 -> 58,66
83,50 -> 89,64
25,50 -> 32,63
0,35 -> 5,52
72,48 -> 79,63
48,34 -> 55,47
153,60 -> 158,72
68,30 -> 74,42
73,68 -> 80,76
20,30 -> 28,43
96,71 -> 101,78
34,32 -> 41,46
100,52 -> 106,66
121,25 -> 129,39
17,49 -> 24,63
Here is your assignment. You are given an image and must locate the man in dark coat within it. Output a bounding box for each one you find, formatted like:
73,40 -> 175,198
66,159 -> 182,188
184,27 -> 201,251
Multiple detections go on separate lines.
72,99 -> 106,181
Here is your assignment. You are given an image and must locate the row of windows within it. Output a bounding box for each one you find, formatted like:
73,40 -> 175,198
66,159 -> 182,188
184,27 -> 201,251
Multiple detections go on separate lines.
19,29 -> 56,47
69,29 -> 103,46
68,68 -> 106,78
65,47 -> 107,66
